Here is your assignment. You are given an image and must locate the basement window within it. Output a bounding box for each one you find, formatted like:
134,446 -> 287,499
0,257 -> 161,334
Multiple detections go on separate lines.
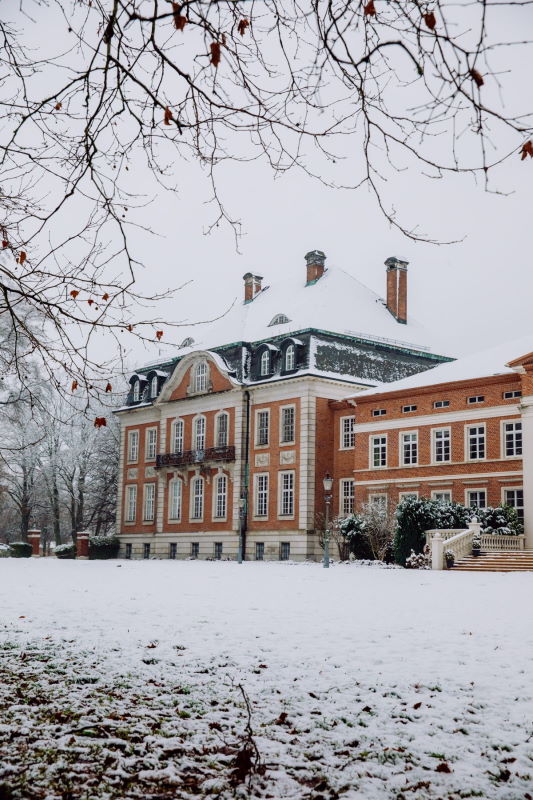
402,405 -> 417,413
434,400 -> 450,409
372,409 -> 386,417
467,395 -> 485,405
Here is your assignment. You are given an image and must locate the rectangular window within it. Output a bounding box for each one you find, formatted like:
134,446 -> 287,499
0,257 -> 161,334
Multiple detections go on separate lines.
280,542 -> 290,561
432,490 -> 452,503
191,542 -> 199,559
503,390 -> 521,399
372,408 -> 386,417
173,419 -> 184,453
503,488 -> 524,522
280,406 -> 295,444
216,413 -> 229,448
194,417 -> 206,451
169,543 -> 177,560
254,474 -> 269,517
169,479 -> 182,521
125,485 -> 137,522
143,483 -> 155,521
467,489 -> 487,509
467,395 -> 485,404
256,410 -> 269,446
402,405 -> 417,413
467,425 -> 486,460
371,435 -> 387,468
503,421 -> 522,457
125,543 -> 132,559
340,479 -> 355,516
214,542 -> 223,560
368,494 -> 387,511
255,542 -> 265,561
146,428 -> 157,461
341,416 -> 356,449
279,471 -> 295,516
191,478 -> 204,520
143,543 -> 151,559
214,475 -> 227,519
401,431 -> 418,466
434,400 -> 450,409
399,492 -> 418,502
127,430 -> 139,462
433,428 -> 451,463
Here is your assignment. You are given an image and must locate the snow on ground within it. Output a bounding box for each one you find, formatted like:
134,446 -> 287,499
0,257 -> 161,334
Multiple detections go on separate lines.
1,560 -> 532,799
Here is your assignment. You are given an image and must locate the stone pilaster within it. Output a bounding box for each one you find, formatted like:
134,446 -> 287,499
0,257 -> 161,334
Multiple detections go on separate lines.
519,395 -> 533,549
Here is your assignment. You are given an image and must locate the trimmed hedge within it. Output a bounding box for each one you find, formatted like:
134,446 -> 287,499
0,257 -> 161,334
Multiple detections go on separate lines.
89,535 -> 120,560
10,541 -> 33,558
0,544 -> 13,558
55,543 -> 76,559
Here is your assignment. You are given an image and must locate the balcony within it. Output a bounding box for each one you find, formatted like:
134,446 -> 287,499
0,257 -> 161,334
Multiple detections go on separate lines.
156,446 -> 236,469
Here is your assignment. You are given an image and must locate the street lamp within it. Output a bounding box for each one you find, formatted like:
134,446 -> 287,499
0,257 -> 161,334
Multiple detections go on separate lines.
322,472 -> 334,569
237,495 -> 246,564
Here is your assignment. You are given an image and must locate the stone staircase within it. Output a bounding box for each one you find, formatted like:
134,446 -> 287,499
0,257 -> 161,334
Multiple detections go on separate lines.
452,550 -> 533,572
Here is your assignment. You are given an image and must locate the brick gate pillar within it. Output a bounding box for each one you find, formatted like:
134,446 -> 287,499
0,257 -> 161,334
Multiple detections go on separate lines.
27,529 -> 41,557
76,531 -> 90,559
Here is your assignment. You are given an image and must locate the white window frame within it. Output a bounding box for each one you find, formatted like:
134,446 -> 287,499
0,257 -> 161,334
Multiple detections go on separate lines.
285,344 -> 295,371
213,473 -> 228,520
339,479 -> 355,516
402,405 -> 417,413
132,380 -> 140,402
434,400 -> 449,409
280,405 -> 296,445
467,395 -> 485,405
278,471 -> 295,518
369,434 -> 387,468
432,427 -> 451,464
214,542 -> 223,560
503,390 -> 521,400
127,430 -> 139,463
254,473 -> 269,518
260,350 -> 270,376
168,478 -> 182,522
255,408 -> 270,447
399,491 -> 419,502
465,424 -> 486,461
150,375 -> 158,399
125,485 -> 137,523
368,493 -> 388,511
143,483 -> 156,522
501,420 -> 522,459
215,411 -> 229,448
502,486 -> 524,521
372,408 -> 386,417
145,427 -> 158,461
465,488 -> 487,509
193,361 -> 208,393
340,416 -> 356,450
431,490 -> 452,503
400,430 -> 418,467
190,475 -> 204,522
193,415 -> 206,451
172,418 -> 184,453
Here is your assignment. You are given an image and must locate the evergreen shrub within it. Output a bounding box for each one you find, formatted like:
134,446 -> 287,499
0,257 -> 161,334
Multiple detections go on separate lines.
10,542 -> 33,558
0,544 -> 13,558
55,543 -> 76,559
393,498 -> 470,566
338,513 -> 374,560
89,535 -> 120,559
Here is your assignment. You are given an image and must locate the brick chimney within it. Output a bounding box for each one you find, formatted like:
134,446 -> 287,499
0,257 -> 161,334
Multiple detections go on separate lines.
305,250 -> 326,285
243,272 -> 263,303
384,256 -> 408,324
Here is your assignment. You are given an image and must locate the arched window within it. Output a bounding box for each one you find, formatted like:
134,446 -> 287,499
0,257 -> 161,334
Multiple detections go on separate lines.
191,476 -> 204,520
194,361 -> 208,393
260,350 -> 270,376
214,474 -> 227,519
216,412 -> 229,448
180,337 -> 194,348
132,380 -> 140,402
169,478 -> 182,521
285,344 -> 295,371
151,375 -> 158,398
269,313 -> 290,326
172,419 -> 184,453
194,416 -> 206,451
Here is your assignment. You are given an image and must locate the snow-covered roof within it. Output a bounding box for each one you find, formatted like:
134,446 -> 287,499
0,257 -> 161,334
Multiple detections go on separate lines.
346,334 -> 533,401
155,264 -> 449,358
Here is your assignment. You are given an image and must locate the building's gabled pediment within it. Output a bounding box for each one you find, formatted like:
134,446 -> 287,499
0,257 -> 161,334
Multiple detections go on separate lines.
156,350 -> 241,404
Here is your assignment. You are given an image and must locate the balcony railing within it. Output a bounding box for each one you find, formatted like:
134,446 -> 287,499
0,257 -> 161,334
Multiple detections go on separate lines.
156,446 -> 236,468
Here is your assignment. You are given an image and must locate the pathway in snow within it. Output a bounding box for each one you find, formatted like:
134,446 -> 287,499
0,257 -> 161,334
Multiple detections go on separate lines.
1,560 -> 532,799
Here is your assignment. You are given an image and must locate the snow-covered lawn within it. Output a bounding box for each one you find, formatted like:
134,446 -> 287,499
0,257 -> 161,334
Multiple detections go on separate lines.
1,560 -> 532,799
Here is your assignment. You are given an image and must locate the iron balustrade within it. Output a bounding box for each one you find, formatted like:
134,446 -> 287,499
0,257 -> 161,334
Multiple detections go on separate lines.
156,446 -> 235,468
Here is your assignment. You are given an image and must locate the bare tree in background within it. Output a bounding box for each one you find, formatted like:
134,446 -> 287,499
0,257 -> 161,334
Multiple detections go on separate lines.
1,1 -> 532,401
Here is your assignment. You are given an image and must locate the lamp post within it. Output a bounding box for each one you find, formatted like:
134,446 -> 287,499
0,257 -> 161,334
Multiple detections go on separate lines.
237,496 -> 246,564
323,472 -> 333,568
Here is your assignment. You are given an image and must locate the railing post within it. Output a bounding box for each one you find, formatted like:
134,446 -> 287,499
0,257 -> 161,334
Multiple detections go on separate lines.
431,532 -> 444,570
468,517 -> 481,537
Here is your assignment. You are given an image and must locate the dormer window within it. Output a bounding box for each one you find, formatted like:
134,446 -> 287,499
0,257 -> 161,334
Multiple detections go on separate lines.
269,313 -> 290,326
180,337 -> 194,348
260,350 -> 270,376
132,380 -> 140,402
151,376 -> 158,399
285,344 -> 295,371
194,361 -> 208,393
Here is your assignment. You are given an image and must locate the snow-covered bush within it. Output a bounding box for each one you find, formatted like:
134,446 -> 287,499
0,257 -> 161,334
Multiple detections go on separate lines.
405,549 -> 430,569
0,544 -> 13,558
55,543 -> 76,559
339,513 -> 373,560
9,541 -> 32,558
393,497 -> 470,566
475,505 -> 522,536
339,504 -> 395,561
444,550 -> 455,568
89,535 -> 120,560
